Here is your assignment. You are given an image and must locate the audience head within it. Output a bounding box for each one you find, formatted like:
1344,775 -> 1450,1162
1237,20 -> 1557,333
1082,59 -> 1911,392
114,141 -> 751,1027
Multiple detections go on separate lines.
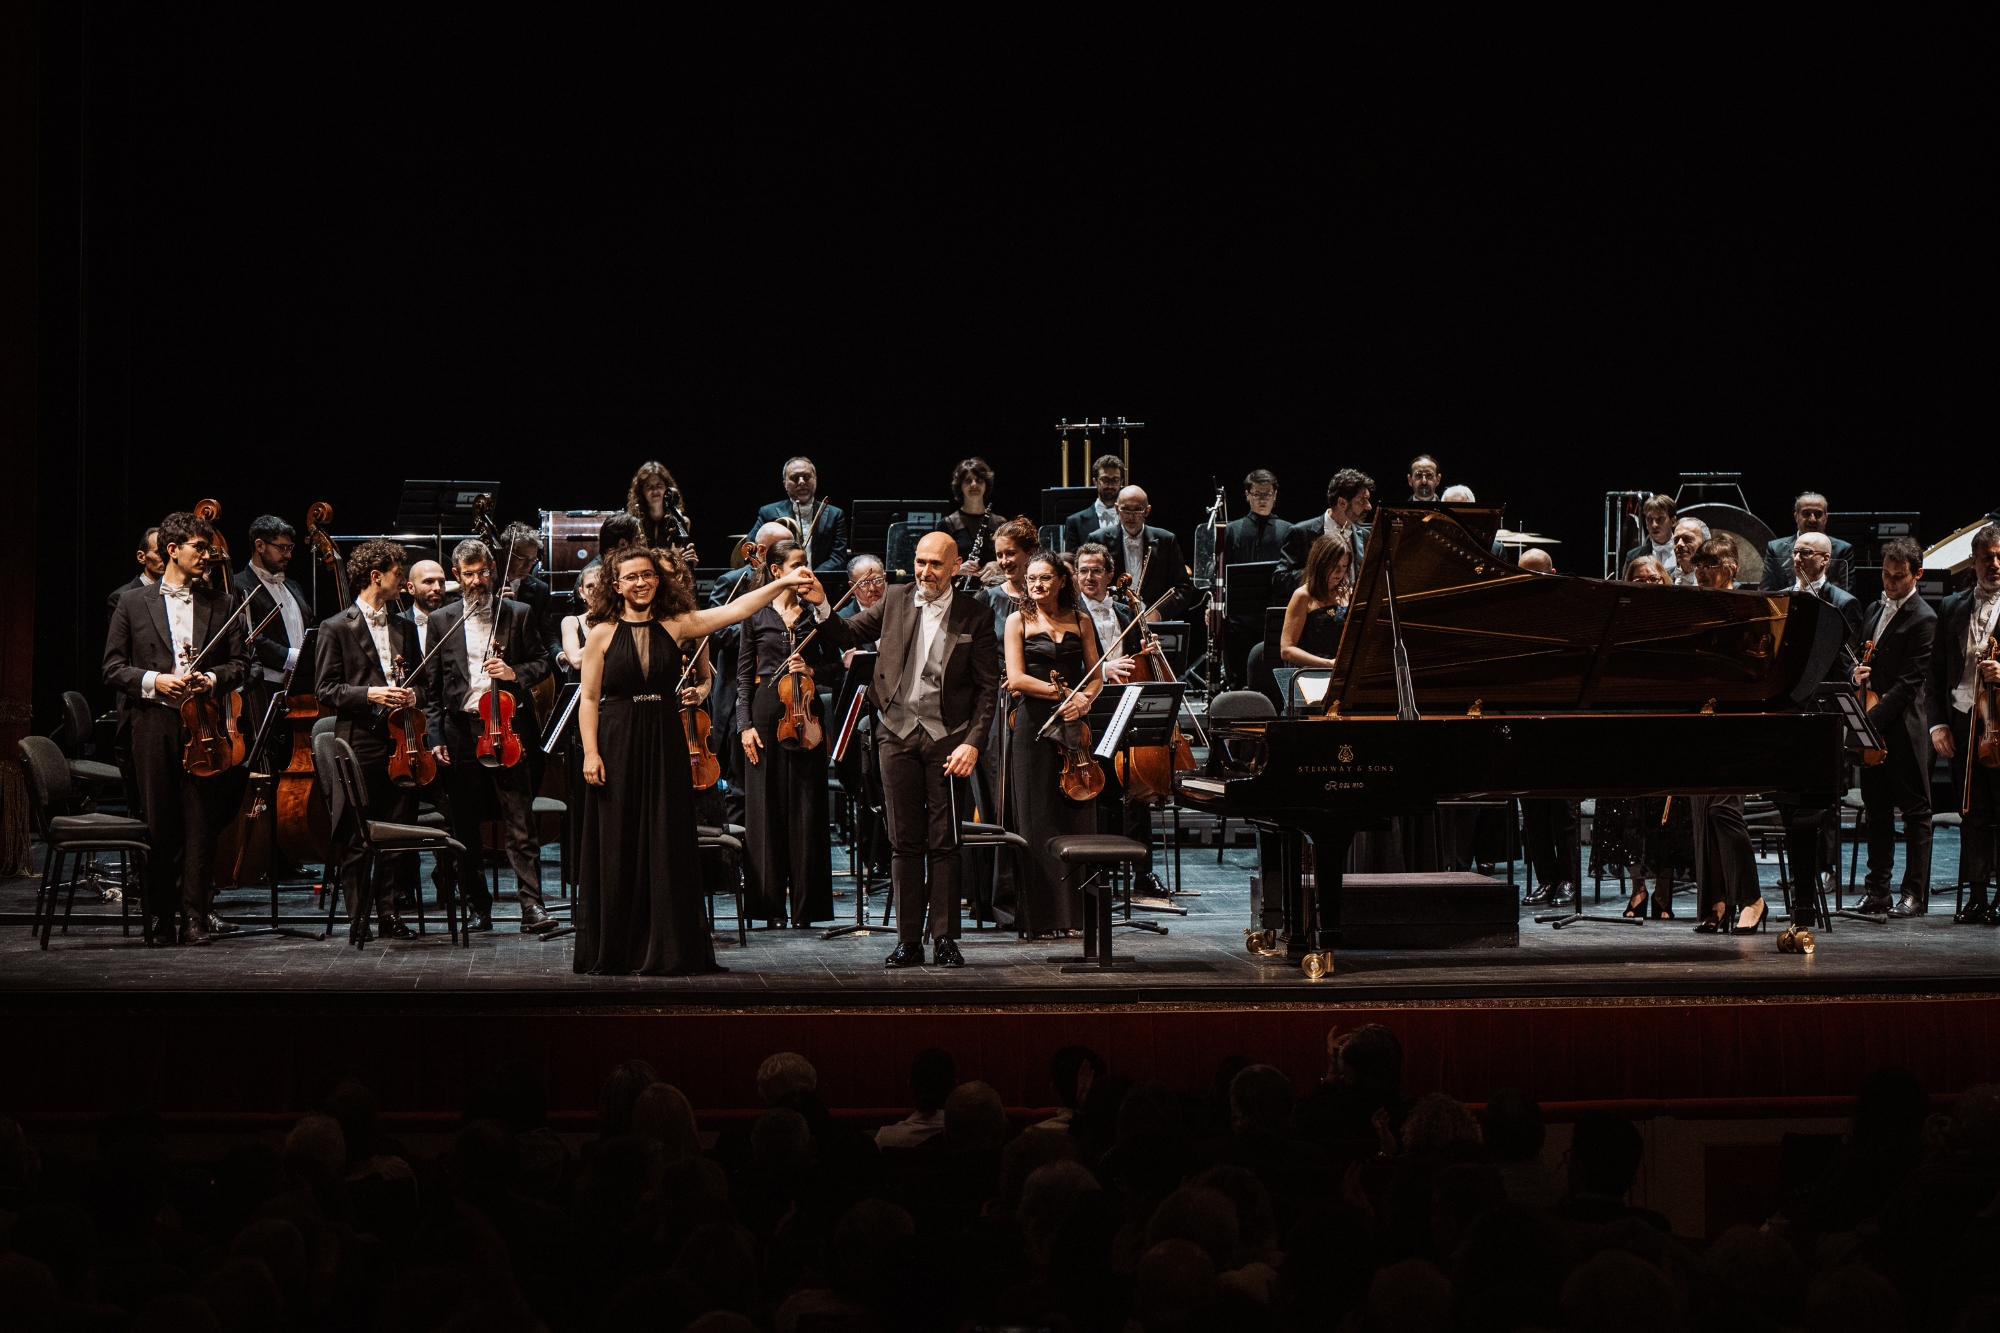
1401,1093 -> 1483,1156
1018,1160 -> 1100,1253
1304,529 -> 1353,605
1693,534 -> 1740,589
944,1081 -> 1007,1153
1091,452 -> 1125,504
1144,1185 -> 1239,1270
1560,1249 -> 1682,1333
1191,1164 -> 1277,1256
846,553 -> 887,608
596,1059 -> 659,1136
909,1047 -> 956,1115
1793,490 -> 1830,535
755,1052 -> 816,1105
1516,547 -> 1553,574
1132,1239 -> 1215,1333
1336,1023 -> 1405,1102
1229,1064 -> 1294,1137
1244,468 -> 1279,516
1568,1110 -> 1645,1198
1407,454 -> 1441,500
1641,492 -> 1677,544
751,1108 -> 814,1174
630,1083 -> 701,1164
1626,555 -> 1668,585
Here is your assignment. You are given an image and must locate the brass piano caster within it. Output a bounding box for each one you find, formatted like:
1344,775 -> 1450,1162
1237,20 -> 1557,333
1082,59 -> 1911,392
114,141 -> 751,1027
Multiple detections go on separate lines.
1243,928 -> 1284,958
1777,925 -> 1815,955
1301,950 -> 1334,979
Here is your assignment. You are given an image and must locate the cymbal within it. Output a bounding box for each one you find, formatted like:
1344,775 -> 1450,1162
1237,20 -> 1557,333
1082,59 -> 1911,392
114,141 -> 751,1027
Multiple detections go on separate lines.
1495,529 -> 1562,546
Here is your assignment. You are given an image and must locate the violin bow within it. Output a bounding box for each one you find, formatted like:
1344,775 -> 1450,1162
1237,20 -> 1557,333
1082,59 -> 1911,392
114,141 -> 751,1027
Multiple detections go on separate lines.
1035,586 -> 1177,741
181,592 -> 286,676
671,549 -> 769,694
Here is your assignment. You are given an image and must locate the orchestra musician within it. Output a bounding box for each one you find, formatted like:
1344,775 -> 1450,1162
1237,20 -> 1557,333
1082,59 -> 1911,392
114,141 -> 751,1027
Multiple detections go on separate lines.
1278,531 -> 1352,670
1073,543 -> 1158,894
626,461 -> 696,561
233,515 -> 318,764
560,564 -> 605,673
314,540 -> 423,942
1089,486 -> 1194,621
969,516 -> 1037,921
574,546 -> 813,976
747,456 -> 851,573
708,521 -> 796,827
1405,455 -> 1442,502
106,525 -> 163,615
1223,470 -> 1291,689
1622,494 -> 1677,580
1062,454 -> 1125,553
1687,535 -> 1769,934
102,510 -> 252,946
1275,469 -> 1373,598
499,521 -> 563,662
421,538 -> 557,934
398,558 -> 462,917
1625,554 -> 1668,585
1848,537 -> 1937,918
1669,517 -> 1709,587
936,457 -> 1006,581
1003,551 -> 1104,938
1760,491 -> 1854,592
814,531 -> 1002,969
736,539 -> 837,928
1786,531 -> 1865,647
1928,523 -> 2000,924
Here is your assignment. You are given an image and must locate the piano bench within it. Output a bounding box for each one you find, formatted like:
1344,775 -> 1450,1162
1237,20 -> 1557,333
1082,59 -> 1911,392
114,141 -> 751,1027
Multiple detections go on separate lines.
1050,835 -> 1152,969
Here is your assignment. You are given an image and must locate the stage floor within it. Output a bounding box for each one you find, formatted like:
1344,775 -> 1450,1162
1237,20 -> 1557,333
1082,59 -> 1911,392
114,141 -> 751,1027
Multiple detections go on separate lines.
3,833 -> 1991,1004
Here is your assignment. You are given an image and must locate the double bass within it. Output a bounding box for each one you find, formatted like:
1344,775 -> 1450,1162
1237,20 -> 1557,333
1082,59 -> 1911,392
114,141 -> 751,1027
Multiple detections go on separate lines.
272,503 -> 346,866
1113,574 -> 1197,801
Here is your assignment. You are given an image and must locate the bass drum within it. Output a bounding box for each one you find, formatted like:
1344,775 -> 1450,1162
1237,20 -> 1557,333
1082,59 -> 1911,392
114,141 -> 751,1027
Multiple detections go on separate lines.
1680,503 -> 1776,588
542,510 -> 615,593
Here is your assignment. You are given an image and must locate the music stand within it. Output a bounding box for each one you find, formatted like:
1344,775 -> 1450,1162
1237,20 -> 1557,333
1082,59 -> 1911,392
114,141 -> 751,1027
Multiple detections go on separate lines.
1087,682 -> 1189,934
824,652 -> 889,940
395,481 -> 501,533
1041,486 -> 1101,529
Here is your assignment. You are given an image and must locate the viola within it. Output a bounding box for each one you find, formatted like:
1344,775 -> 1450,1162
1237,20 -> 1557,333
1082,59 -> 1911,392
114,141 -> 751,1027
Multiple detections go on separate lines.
385,653 -> 436,788
1047,669 -> 1105,802
1857,638 -> 1886,767
1975,635 -> 2000,771
775,620 -> 824,751
1114,573 -> 1197,800
178,642 -> 240,778
686,697 -> 720,789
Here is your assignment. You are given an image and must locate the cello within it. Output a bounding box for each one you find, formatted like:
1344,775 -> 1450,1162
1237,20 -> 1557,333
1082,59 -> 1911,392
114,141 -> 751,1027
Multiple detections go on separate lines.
1113,573 -> 1197,801
272,503 -> 347,867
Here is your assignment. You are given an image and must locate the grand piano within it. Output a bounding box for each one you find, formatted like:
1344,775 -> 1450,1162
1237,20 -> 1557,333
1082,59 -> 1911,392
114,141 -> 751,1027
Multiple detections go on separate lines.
1177,505 -> 1853,966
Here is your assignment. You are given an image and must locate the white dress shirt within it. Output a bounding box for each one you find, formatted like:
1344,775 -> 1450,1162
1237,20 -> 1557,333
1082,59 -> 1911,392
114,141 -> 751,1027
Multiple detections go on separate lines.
358,602 -> 397,682
1082,594 -> 1123,677
1792,575 -> 1827,596
1953,586 -> 2000,713
1650,541 -> 1676,575
1871,586 -> 1917,641
462,600 -> 495,714
251,562 -> 304,681
1122,529 -> 1146,583
141,581 -> 199,700
1093,497 -> 1116,534
908,587 -> 951,713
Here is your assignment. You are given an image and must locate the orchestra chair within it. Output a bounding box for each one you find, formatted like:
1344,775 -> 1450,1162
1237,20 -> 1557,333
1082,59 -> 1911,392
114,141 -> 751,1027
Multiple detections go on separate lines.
1049,833 -> 1153,969
696,824 -> 750,948
1741,798 -> 1794,916
312,732 -> 469,947
1206,691 -> 1276,864
959,820 -> 1029,935
55,691 -> 122,807
17,735 -> 149,948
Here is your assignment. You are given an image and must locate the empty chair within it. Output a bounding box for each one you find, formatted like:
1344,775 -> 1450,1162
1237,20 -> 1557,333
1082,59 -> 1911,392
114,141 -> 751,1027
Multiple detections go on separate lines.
312,731 -> 469,948
17,735 -> 149,948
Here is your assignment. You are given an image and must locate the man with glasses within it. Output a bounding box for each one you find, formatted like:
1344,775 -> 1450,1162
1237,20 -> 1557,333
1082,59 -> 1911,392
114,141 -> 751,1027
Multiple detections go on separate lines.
233,514 -> 320,766
1064,453 -> 1126,553
747,456 -> 850,573
1760,491 -> 1854,592
1089,486 -> 1194,621
1406,455 -> 1443,502
103,510 -> 252,945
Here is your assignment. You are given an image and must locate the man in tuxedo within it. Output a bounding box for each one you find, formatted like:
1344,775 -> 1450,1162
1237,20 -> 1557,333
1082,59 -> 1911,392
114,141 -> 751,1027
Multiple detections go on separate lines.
233,514 -> 319,767
102,510 -> 252,945
1090,486 -> 1194,621
747,456 -> 850,573
105,525 -> 163,616
315,539 -> 425,941
1760,491 -> 1854,592
1275,469 -> 1373,598
1786,532 -> 1864,649
1073,542 -> 1173,893
1847,537 -> 1937,917
1621,495 -> 1678,579
421,539 -> 557,934
1929,524 -> 2000,922
1063,454 -> 1125,553
398,558 -> 462,916
814,531 -> 1001,968
1669,517 -> 1709,587
498,522 -> 563,660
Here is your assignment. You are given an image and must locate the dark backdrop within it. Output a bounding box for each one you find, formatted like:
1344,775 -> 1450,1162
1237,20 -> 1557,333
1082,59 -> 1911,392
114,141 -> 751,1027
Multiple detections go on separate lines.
33,8 -> 1989,724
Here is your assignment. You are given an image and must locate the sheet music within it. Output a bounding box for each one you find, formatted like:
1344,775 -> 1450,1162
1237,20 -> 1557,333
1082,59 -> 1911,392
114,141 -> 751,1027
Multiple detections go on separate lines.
1094,685 -> 1143,759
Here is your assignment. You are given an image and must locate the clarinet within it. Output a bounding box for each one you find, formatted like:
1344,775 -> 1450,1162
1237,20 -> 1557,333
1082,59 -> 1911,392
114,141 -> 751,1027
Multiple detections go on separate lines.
954,523 -> 987,592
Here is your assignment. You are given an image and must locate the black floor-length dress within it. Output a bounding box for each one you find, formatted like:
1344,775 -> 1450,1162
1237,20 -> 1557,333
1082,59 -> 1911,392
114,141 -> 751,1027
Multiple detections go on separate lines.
1008,628 -> 1097,936
575,620 -> 720,976
737,604 -> 835,926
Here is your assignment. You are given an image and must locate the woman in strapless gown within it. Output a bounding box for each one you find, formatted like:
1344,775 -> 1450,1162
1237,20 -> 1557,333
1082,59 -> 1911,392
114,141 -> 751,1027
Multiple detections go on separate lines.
1278,528 -> 1354,671
574,546 -> 815,976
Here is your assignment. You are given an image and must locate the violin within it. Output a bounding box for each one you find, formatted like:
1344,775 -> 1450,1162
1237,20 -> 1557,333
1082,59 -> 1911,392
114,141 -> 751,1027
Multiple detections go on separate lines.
686,695 -> 721,789
1975,635 -> 2000,772
384,653 -> 436,788
179,642 -> 242,778
1114,573 -> 1197,800
1857,637 -> 1886,767
1045,670 -> 1105,801
475,604 -> 523,769
775,619 -> 824,751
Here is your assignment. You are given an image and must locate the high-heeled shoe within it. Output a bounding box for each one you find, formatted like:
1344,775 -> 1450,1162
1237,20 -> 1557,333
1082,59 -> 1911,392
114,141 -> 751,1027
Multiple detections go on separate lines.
1623,886 -> 1649,919
1649,887 -> 1675,920
1732,898 -> 1768,934
1692,907 -> 1726,934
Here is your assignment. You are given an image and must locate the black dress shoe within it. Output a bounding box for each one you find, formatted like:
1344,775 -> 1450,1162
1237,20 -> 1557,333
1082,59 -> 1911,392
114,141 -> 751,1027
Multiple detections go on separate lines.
204,912 -> 239,935
1888,895 -> 1928,919
1956,892 -> 1991,924
520,904 -> 557,933
378,918 -> 415,940
1521,884 -> 1555,907
145,918 -> 174,947
884,941 -> 926,969
1852,894 -> 1893,916
183,922 -> 212,947
468,913 -> 493,932
933,937 -> 965,968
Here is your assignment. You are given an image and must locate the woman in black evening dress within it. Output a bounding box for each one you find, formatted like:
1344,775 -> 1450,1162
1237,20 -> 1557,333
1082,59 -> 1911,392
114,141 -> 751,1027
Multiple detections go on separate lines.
575,546 -> 813,976
736,540 -> 836,927
1004,551 -> 1104,938
1278,529 -> 1353,672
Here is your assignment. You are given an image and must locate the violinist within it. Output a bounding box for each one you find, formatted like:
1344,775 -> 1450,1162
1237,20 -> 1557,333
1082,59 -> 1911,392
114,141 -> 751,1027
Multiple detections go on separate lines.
314,540 -> 423,941
1847,537 -> 1937,919
421,538 -> 557,935
748,456 -> 851,573
706,520 -> 795,826
736,539 -> 838,927
813,531 -> 1002,969
396,557 -> 462,916
233,515 -> 318,763
1073,545 -> 1137,686
1929,523 -> 2000,922
626,460 -> 696,562
1003,551 -> 1104,939
102,510 -> 251,946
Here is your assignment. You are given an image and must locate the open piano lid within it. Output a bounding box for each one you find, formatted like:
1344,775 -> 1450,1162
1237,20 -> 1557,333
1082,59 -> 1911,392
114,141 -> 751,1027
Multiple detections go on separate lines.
1325,507 -> 1827,713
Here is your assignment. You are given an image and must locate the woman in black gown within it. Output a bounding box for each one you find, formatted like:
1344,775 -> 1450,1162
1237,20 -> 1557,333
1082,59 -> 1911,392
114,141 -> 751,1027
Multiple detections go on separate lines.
1278,529 -> 1353,669
575,546 -> 813,975
1004,551 -> 1104,938
737,540 -> 837,927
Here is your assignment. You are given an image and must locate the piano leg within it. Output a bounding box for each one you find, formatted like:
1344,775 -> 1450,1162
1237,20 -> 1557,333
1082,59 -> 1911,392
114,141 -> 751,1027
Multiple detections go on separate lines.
1292,819 -> 1356,962
1777,798 -> 1871,930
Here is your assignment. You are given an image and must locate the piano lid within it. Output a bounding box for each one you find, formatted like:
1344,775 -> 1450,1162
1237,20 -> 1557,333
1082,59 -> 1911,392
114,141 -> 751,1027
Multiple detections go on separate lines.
1325,507 -> 1825,713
